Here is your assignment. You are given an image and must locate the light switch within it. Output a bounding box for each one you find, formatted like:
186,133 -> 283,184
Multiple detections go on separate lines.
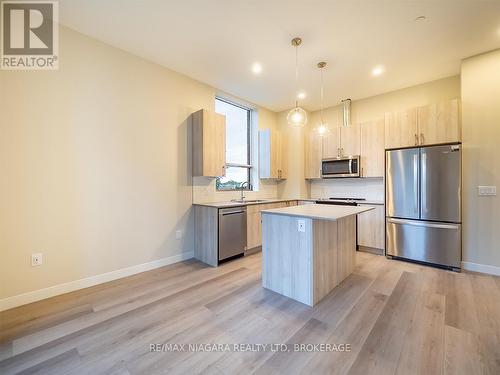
478,186 -> 497,196
297,219 -> 306,233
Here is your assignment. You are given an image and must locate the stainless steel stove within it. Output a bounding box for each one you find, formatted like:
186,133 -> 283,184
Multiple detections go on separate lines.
315,197 -> 366,206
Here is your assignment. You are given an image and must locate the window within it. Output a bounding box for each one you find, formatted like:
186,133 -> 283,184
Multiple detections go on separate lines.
215,98 -> 252,190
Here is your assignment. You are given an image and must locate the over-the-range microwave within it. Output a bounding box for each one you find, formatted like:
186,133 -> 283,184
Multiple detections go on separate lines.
321,156 -> 360,178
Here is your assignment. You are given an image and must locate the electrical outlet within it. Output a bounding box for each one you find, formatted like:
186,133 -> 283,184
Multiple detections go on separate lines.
31,253 -> 43,266
478,186 -> 497,196
175,230 -> 182,240
297,219 -> 306,233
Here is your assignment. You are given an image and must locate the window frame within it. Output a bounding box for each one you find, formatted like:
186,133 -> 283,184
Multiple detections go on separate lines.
215,97 -> 253,191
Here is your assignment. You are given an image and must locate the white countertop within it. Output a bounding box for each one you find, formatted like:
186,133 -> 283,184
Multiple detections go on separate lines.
193,198 -> 384,208
193,199 -> 298,208
261,204 -> 374,221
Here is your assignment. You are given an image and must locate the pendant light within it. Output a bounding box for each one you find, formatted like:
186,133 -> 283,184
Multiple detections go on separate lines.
287,37 -> 307,127
313,61 -> 330,136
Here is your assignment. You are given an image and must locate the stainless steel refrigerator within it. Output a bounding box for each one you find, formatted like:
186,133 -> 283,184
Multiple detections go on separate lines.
385,144 -> 462,271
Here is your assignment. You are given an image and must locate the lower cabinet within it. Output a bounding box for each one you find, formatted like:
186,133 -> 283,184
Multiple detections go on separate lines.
357,204 -> 385,251
246,201 -> 289,251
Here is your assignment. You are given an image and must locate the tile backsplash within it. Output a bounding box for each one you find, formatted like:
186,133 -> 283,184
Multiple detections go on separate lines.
310,177 -> 384,202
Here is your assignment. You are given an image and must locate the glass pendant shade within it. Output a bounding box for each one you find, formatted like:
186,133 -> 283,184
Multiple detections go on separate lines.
287,106 -> 307,128
287,37 -> 307,128
313,121 -> 330,136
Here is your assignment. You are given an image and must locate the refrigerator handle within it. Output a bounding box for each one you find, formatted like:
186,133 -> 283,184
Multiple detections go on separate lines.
413,153 -> 419,215
387,218 -> 460,230
421,151 -> 427,215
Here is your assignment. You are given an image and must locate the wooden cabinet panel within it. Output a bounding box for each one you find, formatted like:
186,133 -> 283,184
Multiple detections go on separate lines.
321,124 -> 359,159
259,129 -> 287,179
246,201 -> 290,250
278,133 -> 287,179
360,119 -> 385,177
194,206 -> 219,266
192,109 -> 226,177
322,126 -> 340,158
384,108 -> 418,149
340,123 -> 360,157
417,99 -> 460,145
305,131 -> 323,179
246,204 -> 262,250
357,204 -> 385,250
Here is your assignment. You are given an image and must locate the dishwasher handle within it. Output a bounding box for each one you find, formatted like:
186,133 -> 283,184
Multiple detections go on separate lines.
221,211 -> 245,216
219,207 -> 247,216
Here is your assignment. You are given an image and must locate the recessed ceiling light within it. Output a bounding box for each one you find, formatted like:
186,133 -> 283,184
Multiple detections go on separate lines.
297,91 -> 306,100
415,15 -> 426,22
251,62 -> 262,74
372,66 -> 384,76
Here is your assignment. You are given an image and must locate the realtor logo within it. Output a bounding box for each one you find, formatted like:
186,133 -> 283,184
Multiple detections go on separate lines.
1,0 -> 59,70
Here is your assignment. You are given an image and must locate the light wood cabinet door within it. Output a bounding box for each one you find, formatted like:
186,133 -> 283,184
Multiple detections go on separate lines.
246,204 -> 262,250
417,99 -> 460,145
192,109 -> 226,177
259,129 -> 287,179
246,201 -> 291,250
277,132 -> 287,179
340,123 -> 360,157
357,204 -> 385,250
384,108 -> 418,149
360,119 -> 385,177
322,125 -> 340,158
304,131 -> 323,179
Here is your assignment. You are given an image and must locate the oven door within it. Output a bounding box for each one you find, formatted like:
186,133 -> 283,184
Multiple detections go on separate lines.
321,157 -> 360,178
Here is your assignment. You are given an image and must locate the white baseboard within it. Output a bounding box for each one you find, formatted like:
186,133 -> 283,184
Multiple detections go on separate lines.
0,251 -> 194,312
462,261 -> 500,276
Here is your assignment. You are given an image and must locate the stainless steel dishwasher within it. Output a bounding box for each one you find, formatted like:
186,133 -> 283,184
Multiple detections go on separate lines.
218,207 -> 247,262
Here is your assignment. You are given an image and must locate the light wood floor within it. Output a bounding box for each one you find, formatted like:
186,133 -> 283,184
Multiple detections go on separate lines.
1,252 -> 500,375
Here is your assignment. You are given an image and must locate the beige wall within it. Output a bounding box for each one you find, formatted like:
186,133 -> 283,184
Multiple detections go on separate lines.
276,111 -> 310,199
461,49 -> 500,269
0,27 -> 276,301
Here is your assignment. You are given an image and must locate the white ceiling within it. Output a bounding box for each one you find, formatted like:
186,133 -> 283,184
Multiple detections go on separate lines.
60,0 -> 500,112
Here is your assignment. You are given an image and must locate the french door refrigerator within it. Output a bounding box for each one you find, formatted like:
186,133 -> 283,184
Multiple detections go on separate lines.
385,144 -> 461,271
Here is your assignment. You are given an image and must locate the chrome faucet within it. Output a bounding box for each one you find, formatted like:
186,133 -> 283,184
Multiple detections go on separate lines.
240,181 -> 251,201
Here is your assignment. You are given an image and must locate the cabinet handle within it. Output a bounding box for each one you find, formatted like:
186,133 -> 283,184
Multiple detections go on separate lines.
414,134 -> 418,145
420,133 -> 424,145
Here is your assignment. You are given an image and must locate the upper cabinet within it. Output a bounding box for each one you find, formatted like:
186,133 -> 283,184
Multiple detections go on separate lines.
384,108 -> 418,149
259,129 -> 287,179
322,123 -> 360,158
304,131 -> 323,179
417,99 -> 460,146
340,123 -> 360,157
360,119 -> 385,177
322,125 -> 340,158
385,99 -> 460,149
192,109 -> 226,177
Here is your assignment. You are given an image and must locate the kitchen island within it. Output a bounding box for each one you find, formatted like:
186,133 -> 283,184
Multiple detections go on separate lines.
261,204 -> 373,306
